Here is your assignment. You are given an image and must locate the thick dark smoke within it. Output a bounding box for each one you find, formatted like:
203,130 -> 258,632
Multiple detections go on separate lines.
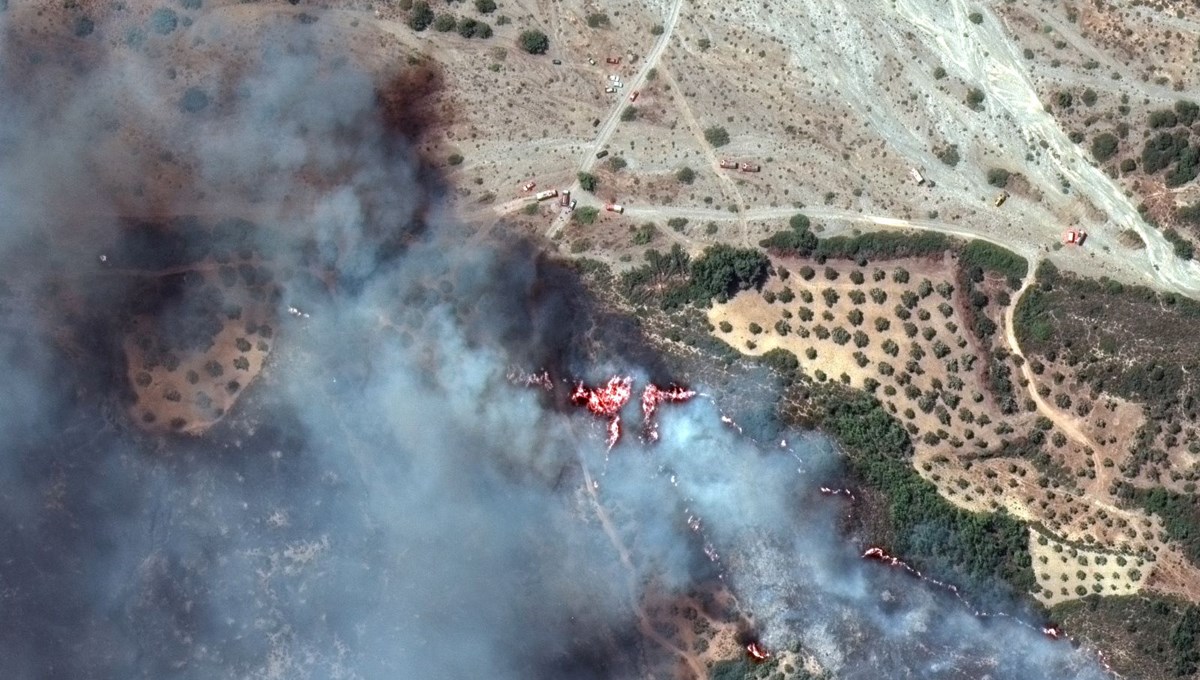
0,6 -> 1113,680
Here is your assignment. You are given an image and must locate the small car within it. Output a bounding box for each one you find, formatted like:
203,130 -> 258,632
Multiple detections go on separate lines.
522,181 -> 536,192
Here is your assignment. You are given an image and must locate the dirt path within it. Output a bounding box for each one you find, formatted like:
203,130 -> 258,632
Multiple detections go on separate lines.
658,65 -> 749,244
1003,270 -> 1111,497
544,0 -> 686,241
578,460 -> 708,680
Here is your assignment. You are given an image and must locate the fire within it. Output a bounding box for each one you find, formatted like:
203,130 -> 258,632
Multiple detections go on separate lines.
571,376 -> 633,448
1042,626 -> 1062,640
819,486 -> 856,500
745,641 -> 771,663
640,383 -> 695,441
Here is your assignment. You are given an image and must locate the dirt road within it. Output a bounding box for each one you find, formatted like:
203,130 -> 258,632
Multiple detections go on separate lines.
1003,271 -> 1111,496
544,0 -> 685,240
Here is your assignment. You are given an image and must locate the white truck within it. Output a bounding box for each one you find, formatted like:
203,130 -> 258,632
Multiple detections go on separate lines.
535,189 -> 559,201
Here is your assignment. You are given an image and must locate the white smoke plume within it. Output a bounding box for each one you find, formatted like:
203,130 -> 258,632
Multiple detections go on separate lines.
0,5 -> 1113,679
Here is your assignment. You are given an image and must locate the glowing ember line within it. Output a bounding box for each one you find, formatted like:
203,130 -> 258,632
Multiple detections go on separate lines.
570,377 -> 632,448
860,547 -> 1114,673
746,641 -> 771,663
640,383 -> 695,441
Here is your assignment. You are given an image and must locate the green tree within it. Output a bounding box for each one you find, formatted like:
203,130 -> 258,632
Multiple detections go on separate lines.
434,13 -> 456,31
704,126 -> 730,147
676,166 -> 696,184
474,0 -> 496,13
620,106 -> 638,122
586,12 -> 609,28
1090,132 -> 1119,162
408,1 -> 434,31
966,87 -> 985,110
986,167 -> 1011,188
519,29 -> 549,54
577,172 -> 598,192
688,245 -> 769,301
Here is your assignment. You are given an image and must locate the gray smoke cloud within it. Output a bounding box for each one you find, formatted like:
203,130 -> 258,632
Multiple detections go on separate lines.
0,6 -> 1114,680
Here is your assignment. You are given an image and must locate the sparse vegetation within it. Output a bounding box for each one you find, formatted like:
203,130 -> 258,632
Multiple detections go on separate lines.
518,29 -> 549,54
676,166 -> 696,185
572,206 -> 599,225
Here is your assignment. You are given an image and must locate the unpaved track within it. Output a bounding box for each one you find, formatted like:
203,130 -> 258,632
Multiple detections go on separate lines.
545,0 -> 685,240
1004,271 -> 1110,497
578,459 -> 707,680
623,204 -> 1040,259
658,66 -> 749,244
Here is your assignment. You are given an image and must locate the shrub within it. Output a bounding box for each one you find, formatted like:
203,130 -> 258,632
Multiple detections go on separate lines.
704,126 -> 730,147
748,322 -> 762,335
719,321 -> 733,333
1081,88 -> 1097,106
632,223 -> 657,245
799,265 -> 815,280
573,206 -> 599,225
1149,109 -> 1178,128
459,18 -> 492,38
434,13 -> 457,31
667,217 -> 688,231
1091,133 -> 1119,162
607,156 -> 628,171
933,66 -> 947,79
822,288 -> 839,307
966,88 -> 985,110
577,172 -> 598,192
409,1 -> 434,30
150,8 -> 179,34
1164,228 -> 1195,260
519,29 -> 549,54
447,153 -> 464,166
650,24 -> 664,35
986,167 -> 1011,188
875,317 -> 890,332
959,240 -> 1028,279
675,166 -> 697,185
180,87 -> 210,113
848,309 -> 864,326
475,0 -> 497,13
968,11 -> 983,24
620,106 -> 638,122
937,144 -> 961,167
74,16 -> 95,37
586,12 -> 609,28
689,245 -> 770,300
760,213 -> 818,256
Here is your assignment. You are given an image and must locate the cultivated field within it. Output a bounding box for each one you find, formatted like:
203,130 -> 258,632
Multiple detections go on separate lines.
708,253 -> 1197,606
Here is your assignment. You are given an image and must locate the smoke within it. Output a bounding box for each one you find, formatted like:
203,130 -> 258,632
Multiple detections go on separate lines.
0,6 -> 1113,680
